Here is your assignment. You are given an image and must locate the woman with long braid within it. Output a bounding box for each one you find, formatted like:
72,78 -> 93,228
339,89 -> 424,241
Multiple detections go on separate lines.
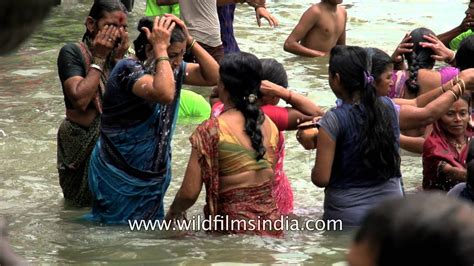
166,52 -> 282,236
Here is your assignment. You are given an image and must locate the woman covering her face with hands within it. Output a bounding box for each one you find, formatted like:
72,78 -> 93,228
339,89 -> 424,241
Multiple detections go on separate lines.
86,15 -> 219,224
56,0 -> 129,207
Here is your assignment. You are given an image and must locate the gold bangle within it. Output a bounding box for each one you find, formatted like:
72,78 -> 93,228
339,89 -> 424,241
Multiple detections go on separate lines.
187,39 -> 196,53
154,56 -> 170,65
448,90 -> 459,101
458,79 -> 466,95
454,75 -> 460,84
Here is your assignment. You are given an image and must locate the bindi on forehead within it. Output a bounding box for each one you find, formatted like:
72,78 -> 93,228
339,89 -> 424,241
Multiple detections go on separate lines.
118,13 -> 126,24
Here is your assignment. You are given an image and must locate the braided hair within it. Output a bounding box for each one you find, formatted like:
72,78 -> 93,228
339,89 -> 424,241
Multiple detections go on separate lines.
219,52 -> 266,161
404,27 -> 436,94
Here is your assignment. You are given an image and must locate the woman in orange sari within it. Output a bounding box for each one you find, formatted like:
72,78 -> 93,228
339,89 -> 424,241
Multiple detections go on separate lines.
166,52 -> 282,236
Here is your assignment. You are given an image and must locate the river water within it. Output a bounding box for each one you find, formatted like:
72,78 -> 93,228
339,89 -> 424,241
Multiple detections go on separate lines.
0,0 -> 467,264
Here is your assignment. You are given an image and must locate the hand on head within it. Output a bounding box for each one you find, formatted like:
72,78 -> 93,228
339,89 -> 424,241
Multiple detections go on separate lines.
141,16 -> 176,51
260,80 -> 283,97
391,33 -> 413,63
419,34 -> 454,62
163,14 -> 194,44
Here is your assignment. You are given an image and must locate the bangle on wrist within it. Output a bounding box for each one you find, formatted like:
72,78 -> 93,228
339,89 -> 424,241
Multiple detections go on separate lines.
448,90 -> 459,101
89,64 -> 103,73
458,79 -> 466,95
154,56 -> 170,66
187,39 -> 196,53
445,51 -> 456,64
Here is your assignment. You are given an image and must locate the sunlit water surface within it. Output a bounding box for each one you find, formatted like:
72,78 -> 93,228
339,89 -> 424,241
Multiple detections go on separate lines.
0,0 -> 467,264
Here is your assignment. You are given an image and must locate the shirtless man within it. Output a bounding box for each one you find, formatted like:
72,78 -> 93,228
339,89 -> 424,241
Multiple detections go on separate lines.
284,0 -> 347,57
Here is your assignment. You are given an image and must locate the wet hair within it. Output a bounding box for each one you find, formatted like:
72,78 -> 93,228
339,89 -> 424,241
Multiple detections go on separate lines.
260,58 -> 288,88
329,45 -> 400,180
404,27 -> 436,94
354,193 -> 474,266
366,48 -> 393,84
133,17 -> 186,62
82,0 -> 128,41
456,36 -> 474,71
220,52 -> 266,160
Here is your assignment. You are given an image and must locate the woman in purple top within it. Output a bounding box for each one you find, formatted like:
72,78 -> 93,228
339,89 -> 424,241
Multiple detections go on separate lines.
389,28 -> 459,99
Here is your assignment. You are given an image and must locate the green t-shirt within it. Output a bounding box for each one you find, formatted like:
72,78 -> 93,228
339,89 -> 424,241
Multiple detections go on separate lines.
145,0 -> 180,17
178,89 -> 211,123
449,29 -> 474,51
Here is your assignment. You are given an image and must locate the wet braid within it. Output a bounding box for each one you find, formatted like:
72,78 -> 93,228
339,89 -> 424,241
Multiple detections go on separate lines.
219,52 -> 266,161
405,52 -> 421,94
403,27 -> 436,95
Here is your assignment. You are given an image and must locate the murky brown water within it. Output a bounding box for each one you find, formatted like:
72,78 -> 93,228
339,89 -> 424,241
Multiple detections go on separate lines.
0,0 -> 467,264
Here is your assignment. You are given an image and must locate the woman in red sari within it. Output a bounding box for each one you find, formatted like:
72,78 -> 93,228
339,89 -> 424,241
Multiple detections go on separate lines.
166,52 -> 282,236
423,93 -> 473,191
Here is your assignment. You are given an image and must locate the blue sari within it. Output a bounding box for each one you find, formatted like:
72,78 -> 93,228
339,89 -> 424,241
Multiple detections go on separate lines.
86,59 -> 186,224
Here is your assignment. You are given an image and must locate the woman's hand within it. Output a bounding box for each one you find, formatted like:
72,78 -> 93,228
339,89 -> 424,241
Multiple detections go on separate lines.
391,33 -> 413,64
164,13 -> 194,45
92,25 -> 119,59
255,7 -> 279,27
419,34 -> 455,63
296,117 -> 321,150
165,210 -> 187,223
260,80 -> 285,97
113,26 -> 129,62
141,16 -> 176,53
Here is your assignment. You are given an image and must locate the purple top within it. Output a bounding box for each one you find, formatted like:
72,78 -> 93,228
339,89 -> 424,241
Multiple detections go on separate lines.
388,67 -> 459,99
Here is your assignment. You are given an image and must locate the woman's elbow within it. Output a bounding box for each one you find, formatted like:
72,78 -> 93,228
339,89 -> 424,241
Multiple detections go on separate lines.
419,113 -> 436,128
283,40 -> 293,53
71,98 -> 90,112
311,168 -> 328,188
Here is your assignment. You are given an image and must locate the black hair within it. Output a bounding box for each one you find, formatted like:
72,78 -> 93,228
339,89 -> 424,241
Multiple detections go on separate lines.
456,35 -> 474,71
354,193 -> 474,266
219,52 -> 266,161
404,27 -> 436,94
133,17 -> 186,62
82,0 -> 128,41
367,48 -> 393,83
260,58 -> 288,88
329,45 -> 400,180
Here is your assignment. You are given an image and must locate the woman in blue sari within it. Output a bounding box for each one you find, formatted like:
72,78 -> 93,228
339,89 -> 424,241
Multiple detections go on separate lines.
86,15 -> 219,224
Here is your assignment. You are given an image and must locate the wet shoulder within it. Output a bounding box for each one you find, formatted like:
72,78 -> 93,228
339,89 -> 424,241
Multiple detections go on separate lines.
306,4 -> 322,15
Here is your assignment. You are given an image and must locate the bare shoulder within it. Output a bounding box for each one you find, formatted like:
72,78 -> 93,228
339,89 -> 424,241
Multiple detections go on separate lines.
337,5 -> 347,17
305,4 -> 322,16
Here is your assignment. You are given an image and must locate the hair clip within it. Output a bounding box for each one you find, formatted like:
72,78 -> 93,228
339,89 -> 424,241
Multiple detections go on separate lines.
364,71 -> 374,86
247,94 -> 257,103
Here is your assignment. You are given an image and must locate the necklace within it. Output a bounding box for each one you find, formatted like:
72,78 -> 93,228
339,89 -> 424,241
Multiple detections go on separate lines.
449,139 -> 466,150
